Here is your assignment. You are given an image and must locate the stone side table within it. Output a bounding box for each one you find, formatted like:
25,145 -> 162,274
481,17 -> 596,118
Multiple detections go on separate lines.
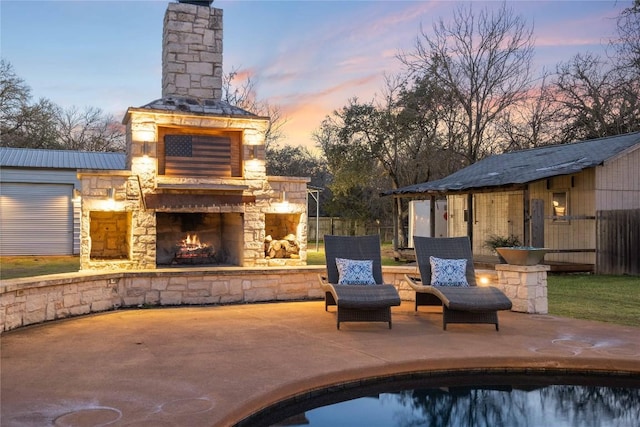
495,264 -> 550,314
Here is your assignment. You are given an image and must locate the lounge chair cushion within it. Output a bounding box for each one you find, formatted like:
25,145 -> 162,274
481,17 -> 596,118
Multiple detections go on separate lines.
431,286 -> 513,312
430,257 -> 469,287
330,284 -> 401,309
336,258 -> 376,285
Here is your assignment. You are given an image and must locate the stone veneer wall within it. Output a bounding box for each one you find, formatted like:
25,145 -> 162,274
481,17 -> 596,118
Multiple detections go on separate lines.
162,2 -> 223,100
0,266 -> 502,333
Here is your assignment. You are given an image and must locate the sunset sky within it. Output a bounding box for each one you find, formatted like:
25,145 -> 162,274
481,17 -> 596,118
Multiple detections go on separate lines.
1,1 -> 628,150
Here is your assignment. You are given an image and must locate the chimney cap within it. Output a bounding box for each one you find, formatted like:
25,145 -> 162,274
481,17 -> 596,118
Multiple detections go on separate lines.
177,0 -> 213,6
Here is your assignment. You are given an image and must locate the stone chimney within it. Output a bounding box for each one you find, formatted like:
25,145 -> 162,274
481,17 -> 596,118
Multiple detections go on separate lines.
162,0 -> 223,101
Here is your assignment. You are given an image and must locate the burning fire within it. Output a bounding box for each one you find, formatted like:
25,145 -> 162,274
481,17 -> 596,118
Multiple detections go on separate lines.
175,233 -> 215,262
183,233 -> 202,247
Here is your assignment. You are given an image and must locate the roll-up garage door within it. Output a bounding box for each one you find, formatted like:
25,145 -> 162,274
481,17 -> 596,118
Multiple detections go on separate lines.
1,183 -> 73,255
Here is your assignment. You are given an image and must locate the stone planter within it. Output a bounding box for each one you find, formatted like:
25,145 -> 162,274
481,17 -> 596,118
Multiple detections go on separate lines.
496,247 -> 549,266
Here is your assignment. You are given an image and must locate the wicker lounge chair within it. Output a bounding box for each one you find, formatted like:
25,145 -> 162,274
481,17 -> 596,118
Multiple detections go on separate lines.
319,235 -> 401,329
404,236 -> 512,331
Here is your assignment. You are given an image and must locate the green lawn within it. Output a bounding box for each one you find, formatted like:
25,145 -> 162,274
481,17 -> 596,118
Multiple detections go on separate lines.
2,254 -> 638,327
547,274 -> 640,327
1,256 -> 80,280
306,242 -> 406,266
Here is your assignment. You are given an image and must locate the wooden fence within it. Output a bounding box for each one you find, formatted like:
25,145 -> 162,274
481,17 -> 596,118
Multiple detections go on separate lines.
596,209 -> 640,275
307,217 -> 394,243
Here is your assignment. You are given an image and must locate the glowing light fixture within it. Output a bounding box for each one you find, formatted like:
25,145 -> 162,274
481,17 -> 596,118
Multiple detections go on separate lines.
107,188 -> 115,200
275,190 -> 291,213
249,145 -> 258,159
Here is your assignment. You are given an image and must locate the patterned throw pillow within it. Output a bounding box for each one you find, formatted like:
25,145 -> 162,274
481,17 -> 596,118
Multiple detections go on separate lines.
429,256 -> 469,287
335,258 -> 376,285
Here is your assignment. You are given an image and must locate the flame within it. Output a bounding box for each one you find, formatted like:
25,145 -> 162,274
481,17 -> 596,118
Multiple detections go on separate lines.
181,233 -> 207,250
176,233 -> 215,261
185,233 -> 200,246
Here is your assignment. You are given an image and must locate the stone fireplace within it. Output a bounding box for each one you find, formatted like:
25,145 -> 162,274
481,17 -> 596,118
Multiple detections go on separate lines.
77,0 -> 308,270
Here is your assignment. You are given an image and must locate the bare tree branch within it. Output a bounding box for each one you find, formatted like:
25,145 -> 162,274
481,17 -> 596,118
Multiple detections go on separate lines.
399,2 -> 535,164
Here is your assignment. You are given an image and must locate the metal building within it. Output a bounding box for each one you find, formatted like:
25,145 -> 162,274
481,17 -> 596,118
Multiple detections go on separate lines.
0,148 -> 125,255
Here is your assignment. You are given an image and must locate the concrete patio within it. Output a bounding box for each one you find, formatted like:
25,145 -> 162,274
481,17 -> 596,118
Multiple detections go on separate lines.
1,301 -> 639,426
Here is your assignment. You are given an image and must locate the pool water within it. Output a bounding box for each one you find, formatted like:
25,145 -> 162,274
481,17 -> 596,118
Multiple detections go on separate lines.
283,384 -> 640,426
237,371 -> 640,427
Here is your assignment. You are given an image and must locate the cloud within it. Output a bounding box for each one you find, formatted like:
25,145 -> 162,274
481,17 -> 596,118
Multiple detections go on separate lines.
234,1 -> 436,98
274,74 -> 384,150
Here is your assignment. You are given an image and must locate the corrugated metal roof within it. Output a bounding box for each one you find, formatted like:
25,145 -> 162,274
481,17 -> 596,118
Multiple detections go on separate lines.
0,147 -> 126,170
385,132 -> 640,196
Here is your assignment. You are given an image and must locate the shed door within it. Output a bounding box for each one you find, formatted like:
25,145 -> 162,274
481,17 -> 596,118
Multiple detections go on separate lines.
1,183 -> 73,255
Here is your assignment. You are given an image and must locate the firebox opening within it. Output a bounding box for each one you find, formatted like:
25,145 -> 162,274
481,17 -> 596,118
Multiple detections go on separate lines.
264,213 -> 301,259
156,212 -> 243,266
89,211 -> 131,260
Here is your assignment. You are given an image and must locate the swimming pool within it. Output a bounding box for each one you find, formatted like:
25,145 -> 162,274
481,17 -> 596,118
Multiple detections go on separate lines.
237,370 -> 640,427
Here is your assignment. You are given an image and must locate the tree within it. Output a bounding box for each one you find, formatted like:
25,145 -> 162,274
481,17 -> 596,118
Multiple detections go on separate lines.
614,0 -> 640,77
56,106 -> 125,152
545,2 -> 640,142
0,60 -> 59,148
392,73 -> 464,183
222,68 -> 287,149
399,2 -> 535,164
495,74 -> 562,151
551,53 -> 640,142
1,59 -> 125,151
314,3 -> 535,242
266,144 -> 327,181
8,98 -> 61,149
313,70 -> 463,243
0,59 -> 29,133
313,107 -> 391,225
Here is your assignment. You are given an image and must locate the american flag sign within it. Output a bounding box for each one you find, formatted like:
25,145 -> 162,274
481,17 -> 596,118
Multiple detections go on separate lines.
163,134 -> 232,177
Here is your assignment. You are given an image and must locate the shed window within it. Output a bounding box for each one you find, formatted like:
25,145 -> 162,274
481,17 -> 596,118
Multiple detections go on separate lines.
552,192 -> 568,221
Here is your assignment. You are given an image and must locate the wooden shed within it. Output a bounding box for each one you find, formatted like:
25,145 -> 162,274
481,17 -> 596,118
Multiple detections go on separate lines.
385,132 -> 640,275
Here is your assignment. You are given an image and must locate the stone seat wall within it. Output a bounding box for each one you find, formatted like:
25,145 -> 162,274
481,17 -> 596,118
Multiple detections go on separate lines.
0,265 -> 542,334
0,266 -> 419,333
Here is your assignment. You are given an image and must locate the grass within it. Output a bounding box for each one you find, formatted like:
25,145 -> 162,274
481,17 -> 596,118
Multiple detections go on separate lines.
1,256 -> 80,280
2,253 -> 638,327
547,273 -> 640,327
306,242 -> 407,266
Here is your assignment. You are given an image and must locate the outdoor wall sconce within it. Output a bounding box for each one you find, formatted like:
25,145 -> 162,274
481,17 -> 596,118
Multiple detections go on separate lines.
72,189 -> 82,201
135,128 -> 155,157
107,188 -> 115,200
249,145 -> 258,159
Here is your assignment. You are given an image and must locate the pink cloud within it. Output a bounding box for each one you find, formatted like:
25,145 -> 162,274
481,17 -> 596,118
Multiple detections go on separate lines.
274,74 -> 383,149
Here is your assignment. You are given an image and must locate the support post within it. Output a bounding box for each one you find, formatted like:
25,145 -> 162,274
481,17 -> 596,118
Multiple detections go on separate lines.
531,199 -> 545,248
467,193 -> 473,247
